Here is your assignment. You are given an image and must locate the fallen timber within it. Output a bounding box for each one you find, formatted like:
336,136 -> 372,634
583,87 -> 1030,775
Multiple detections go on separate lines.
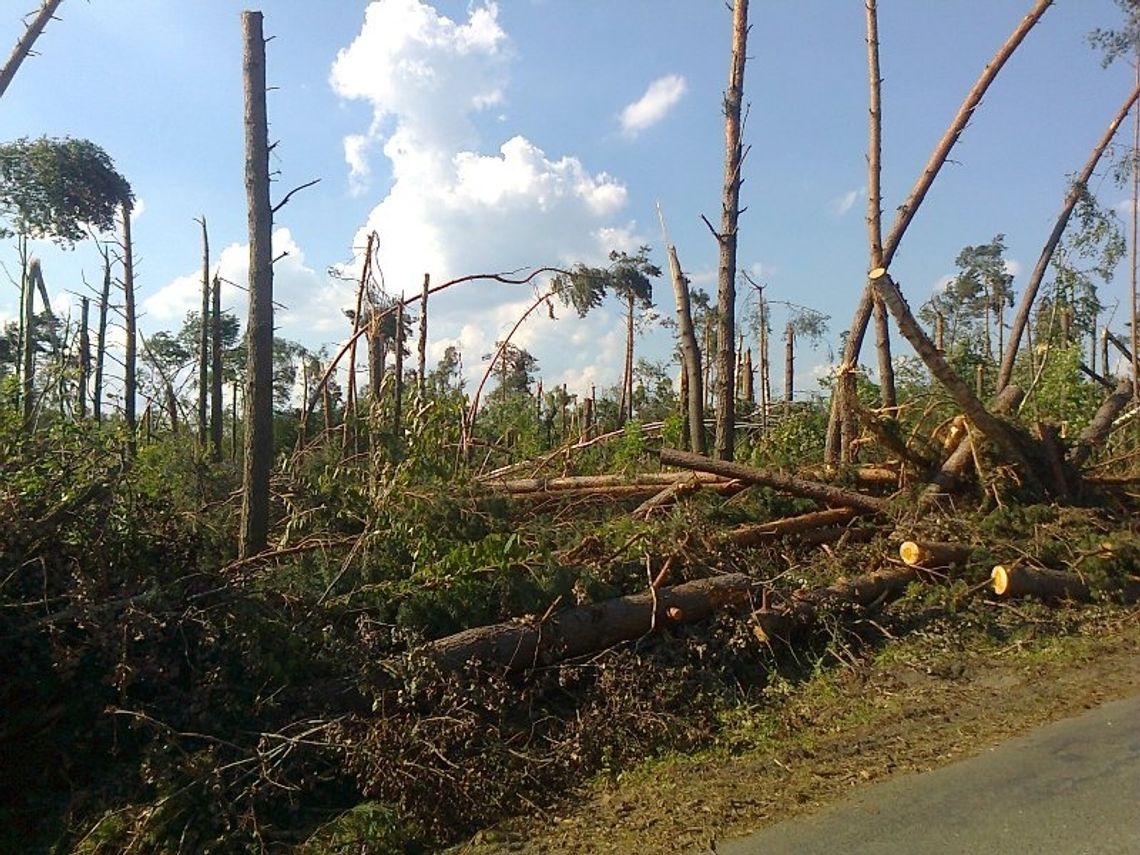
424,573 -> 756,671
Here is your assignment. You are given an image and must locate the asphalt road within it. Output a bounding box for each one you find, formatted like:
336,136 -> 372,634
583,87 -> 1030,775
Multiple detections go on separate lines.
719,693 -> 1140,855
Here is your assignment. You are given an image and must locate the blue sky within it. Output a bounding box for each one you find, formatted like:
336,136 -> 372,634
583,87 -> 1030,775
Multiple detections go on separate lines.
1,0 -> 1136,401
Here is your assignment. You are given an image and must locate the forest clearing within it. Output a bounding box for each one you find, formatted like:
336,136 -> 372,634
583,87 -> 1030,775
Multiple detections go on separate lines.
4,1 -> 1140,853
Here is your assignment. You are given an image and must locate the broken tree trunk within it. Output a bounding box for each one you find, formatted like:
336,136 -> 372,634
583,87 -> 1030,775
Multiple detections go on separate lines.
485,471 -> 732,494
991,564 -> 1090,603
508,481 -> 743,506
1069,378 -> 1134,469
752,564 -> 918,645
424,573 -> 755,671
724,507 -> 861,547
660,448 -> 891,515
898,540 -> 973,571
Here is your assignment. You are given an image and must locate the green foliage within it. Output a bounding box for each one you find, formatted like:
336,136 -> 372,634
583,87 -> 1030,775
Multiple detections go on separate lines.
0,136 -> 132,244
921,234 -> 1013,363
1023,342 -> 1102,428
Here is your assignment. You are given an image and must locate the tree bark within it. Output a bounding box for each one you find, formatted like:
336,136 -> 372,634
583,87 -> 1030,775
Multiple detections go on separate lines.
783,322 -> 794,404
94,250 -> 111,423
122,202 -> 137,455
724,507 -> 861,547
485,471 -> 732,494
393,301 -> 405,437
21,257 -> 38,426
999,81 -> 1140,391
424,573 -> 755,671
898,540 -> 973,570
239,10 -> 274,559
991,564 -> 1090,602
660,447 -> 890,515
714,0 -> 749,461
77,295 -> 89,417
1069,378 -> 1134,469
666,241 -> 705,453
828,0 -> 1053,459
758,289 -> 770,432
197,216 -> 210,450
0,0 -> 64,101
417,272 -> 429,398
211,274 -> 224,462
866,0 -> 895,411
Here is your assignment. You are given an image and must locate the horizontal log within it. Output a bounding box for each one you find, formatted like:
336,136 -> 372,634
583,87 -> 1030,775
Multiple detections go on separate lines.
484,471 -> 731,494
898,540 -> 973,570
803,466 -> 901,487
990,564 -> 1091,602
507,481 -> 743,505
724,508 -> 860,547
752,565 -> 918,644
660,449 -> 891,515
425,573 -> 755,671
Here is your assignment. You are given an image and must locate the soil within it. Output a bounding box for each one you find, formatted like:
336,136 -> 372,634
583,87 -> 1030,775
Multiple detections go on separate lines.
455,604 -> 1140,854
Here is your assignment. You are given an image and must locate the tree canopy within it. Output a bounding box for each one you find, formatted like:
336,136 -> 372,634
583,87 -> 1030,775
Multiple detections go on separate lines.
0,136 -> 133,245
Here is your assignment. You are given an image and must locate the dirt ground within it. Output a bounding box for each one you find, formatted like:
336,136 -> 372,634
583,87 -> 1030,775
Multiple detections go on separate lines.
455,605 -> 1140,854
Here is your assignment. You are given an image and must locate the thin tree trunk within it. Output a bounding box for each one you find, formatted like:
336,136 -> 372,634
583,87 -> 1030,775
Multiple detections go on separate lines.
347,231 -> 373,426
393,301 -> 404,437
368,320 -> 385,401
211,274 -> 224,462
78,295 -> 89,418
714,0 -> 749,461
759,290 -> 770,432
866,0 -> 895,411
664,234 -> 705,453
22,257 -> 38,426
999,80 -> 1140,390
0,0 -> 64,101
829,0 -> 1053,458
742,347 -> 754,405
121,201 -> 137,455
197,216 -> 210,450
239,10 -> 274,559
1131,58 -> 1139,399
784,322 -> 794,404
417,272 -> 429,398
94,249 -> 110,423
620,292 -> 635,425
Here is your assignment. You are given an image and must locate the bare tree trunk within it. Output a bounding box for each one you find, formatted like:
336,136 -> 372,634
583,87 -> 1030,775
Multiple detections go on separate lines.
197,216 -> 210,450
393,301 -> 405,437
1132,58 -> 1139,399
121,202 -> 137,455
21,257 -> 38,426
866,0 -> 895,411
417,272 -> 429,398
783,322 -> 794,404
713,0 -> 749,461
1069,378 -> 1134,469
742,347 -> 754,406
0,0 -> 64,101
94,249 -> 110,423
663,230 -> 705,452
619,292 -> 635,425
828,0 -> 1053,458
999,81 -> 1140,391
367,321 -> 385,401
78,295 -> 89,418
211,274 -> 224,462
239,10 -> 274,559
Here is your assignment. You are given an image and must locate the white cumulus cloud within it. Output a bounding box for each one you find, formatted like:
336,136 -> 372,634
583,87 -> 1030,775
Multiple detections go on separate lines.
619,74 -> 687,138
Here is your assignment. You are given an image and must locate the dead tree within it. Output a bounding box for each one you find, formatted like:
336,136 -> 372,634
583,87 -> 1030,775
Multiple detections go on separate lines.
210,274 -> 224,462
21,258 -> 39,425
77,295 -> 89,417
196,216 -> 210,450
121,200 -> 137,455
93,248 -> 111,422
660,205 -> 705,453
0,0 -> 64,100
239,10 -> 274,558
711,0 -> 749,461
417,272 -> 429,398
827,0 -> 1054,463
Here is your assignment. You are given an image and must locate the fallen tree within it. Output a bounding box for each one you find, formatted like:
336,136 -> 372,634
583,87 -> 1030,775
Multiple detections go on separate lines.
424,573 -> 756,671
898,540 -> 974,571
990,564 -> 1091,602
724,507 -> 862,547
484,471 -> 731,494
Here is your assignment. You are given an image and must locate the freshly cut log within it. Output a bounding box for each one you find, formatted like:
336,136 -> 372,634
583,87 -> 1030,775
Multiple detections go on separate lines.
898,540 -> 973,570
752,565 -> 918,644
425,573 -> 755,670
724,507 -> 860,546
660,449 -> 890,515
990,564 -> 1091,602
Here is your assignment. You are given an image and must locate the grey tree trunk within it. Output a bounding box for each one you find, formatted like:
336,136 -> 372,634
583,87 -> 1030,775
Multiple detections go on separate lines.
21,257 -> 38,426
666,242 -> 705,453
783,322 -> 794,404
866,0 -> 895,412
417,273 -> 429,398
758,291 -> 770,431
999,81 -> 1140,391
78,295 -> 89,417
211,274 -> 224,462
714,0 -> 749,461
393,301 -> 405,437
122,201 -> 137,456
94,250 -> 111,423
197,216 -> 210,450
0,0 -> 64,101
239,10 -> 274,559
619,293 -> 635,425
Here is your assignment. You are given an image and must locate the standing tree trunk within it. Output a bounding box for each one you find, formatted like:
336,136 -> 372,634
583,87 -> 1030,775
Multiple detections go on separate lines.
121,201 -> 137,455
94,249 -> 111,423
1131,57 -> 1139,399
758,289 -> 770,432
239,10 -> 274,559
866,0 -> 895,412
211,274 -> 224,462
664,235 -> 705,453
714,0 -> 749,461
78,295 -> 89,418
197,216 -> 210,450
619,292 -> 635,425
0,0 -> 64,101
21,257 -> 37,426
827,0 -> 1053,462
417,273 -> 429,398
999,81 -> 1140,391
393,301 -> 405,438
784,322 -> 794,405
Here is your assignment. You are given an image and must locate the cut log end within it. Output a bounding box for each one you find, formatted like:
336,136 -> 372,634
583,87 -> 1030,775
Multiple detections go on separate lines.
992,564 -> 1012,596
900,541 -> 924,566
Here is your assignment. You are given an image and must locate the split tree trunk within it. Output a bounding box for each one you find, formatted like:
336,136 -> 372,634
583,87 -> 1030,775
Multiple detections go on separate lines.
999,81 -> 1140,391
238,10 -> 274,559
666,239 -> 705,453
424,573 -> 754,671
0,0 -> 64,100
827,0 -> 1053,463
713,0 -> 749,461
